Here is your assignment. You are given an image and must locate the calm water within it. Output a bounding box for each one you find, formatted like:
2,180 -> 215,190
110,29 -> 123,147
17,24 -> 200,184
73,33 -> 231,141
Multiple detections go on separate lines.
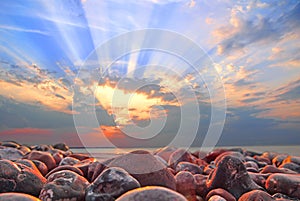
72,145 -> 300,161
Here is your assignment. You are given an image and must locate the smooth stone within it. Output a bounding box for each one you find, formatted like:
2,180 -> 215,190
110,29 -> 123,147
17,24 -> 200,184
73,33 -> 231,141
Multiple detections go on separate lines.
203,149 -> 228,163
194,174 -> 208,197
0,192 -> 41,201
15,159 -> 41,173
74,158 -> 95,178
39,170 -> 89,201
52,143 -> 69,151
0,147 -> 24,160
87,161 -> 105,182
260,165 -> 297,174
0,159 -> 46,196
1,141 -> 20,148
238,190 -> 274,201
115,186 -> 187,201
25,150 -> 56,170
206,155 -> 262,199
208,195 -> 226,201
45,165 -> 84,178
248,172 -> 270,187
265,173 -> 300,199
272,193 -> 300,200
168,149 -> 195,169
59,156 -> 80,166
244,150 -> 262,157
176,161 -> 203,174
175,171 -> 197,201
109,150 -> 176,190
52,152 -> 63,165
31,160 -> 48,176
214,151 -> 245,165
18,146 -> 31,155
254,155 -> 271,165
279,162 -> 300,173
31,144 -> 53,152
244,161 -> 259,170
86,167 -> 140,200
154,146 -> 177,162
272,154 -> 288,167
282,156 -> 300,166
206,188 -> 236,201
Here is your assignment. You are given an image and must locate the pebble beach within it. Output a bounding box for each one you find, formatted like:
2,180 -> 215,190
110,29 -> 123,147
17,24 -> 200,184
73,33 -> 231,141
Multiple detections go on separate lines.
0,141 -> 300,201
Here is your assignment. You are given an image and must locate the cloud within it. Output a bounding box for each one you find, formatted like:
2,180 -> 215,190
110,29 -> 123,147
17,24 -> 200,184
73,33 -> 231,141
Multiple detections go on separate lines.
0,25 -> 49,35
213,2 -> 300,55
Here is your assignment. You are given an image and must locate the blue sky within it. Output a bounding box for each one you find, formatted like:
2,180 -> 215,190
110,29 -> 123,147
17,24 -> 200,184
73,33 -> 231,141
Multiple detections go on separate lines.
0,0 -> 299,147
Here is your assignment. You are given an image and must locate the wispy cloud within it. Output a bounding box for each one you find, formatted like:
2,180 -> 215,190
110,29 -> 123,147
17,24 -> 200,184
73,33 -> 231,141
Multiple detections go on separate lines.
0,25 -> 49,35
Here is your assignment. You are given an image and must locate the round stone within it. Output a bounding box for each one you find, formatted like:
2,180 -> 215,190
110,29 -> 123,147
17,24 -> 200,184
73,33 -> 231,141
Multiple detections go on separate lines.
0,192 -> 41,201
115,186 -> 187,201
238,190 -> 274,201
108,150 -> 176,190
86,167 -> 140,200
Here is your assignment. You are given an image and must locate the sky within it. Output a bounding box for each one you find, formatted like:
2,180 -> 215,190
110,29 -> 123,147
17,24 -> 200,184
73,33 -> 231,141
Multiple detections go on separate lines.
0,0 -> 299,147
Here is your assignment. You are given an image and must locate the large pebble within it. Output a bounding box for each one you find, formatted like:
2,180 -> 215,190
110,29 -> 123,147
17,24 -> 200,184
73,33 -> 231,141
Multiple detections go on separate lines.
0,159 -> 46,196
0,192 -> 41,201
39,170 -> 89,201
175,171 -> 196,201
175,161 -> 203,174
59,156 -> 80,166
86,167 -> 140,200
206,188 -> 236,201
265,173 -> 300,199
260,165 -> 297,174
206,155 -> 262,199
194,174 -> 208,198
116,186 -> 187,201
238,190 -> 274,201
52,143 -> 69,151
25,150 -> 56,170
279,162 -> 300,173
109,150 -> 176,190
0,147 -> 24,160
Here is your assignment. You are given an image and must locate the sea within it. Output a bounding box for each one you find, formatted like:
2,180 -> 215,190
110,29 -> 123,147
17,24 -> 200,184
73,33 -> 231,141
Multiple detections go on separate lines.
71,145 -> 300,161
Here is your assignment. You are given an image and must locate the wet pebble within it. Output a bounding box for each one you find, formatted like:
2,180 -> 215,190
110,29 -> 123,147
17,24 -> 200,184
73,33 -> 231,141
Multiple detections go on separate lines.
85,167 -> 140,200
25,150 -> 56,170
115,186 -> 187,201
175,171 -> 197,201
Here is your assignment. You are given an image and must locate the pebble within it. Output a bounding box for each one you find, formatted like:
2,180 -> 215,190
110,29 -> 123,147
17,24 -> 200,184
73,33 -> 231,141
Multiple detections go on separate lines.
175,161 -> 203,174
52,143 -> 69,151
194,174 -> 208,198
207,195 -> 226,201
206,188 -> 236,201
238,190 -> 274,201
85,167 -> 140,200
109,150 -> 176,190
25,150 -> 56,170
45,165 -> 84,178
0,192 -> 41,201
175,171 -> 197,201
39,170 -> 89,201
279,162 -> 300,173
206,155 -> 262,199
115,186 -> 188,201
265,173 -> 300,199
260,165 -> 297,174
0,159 -> 46,196
0,147 -> 24,160
58,156 -> 80,166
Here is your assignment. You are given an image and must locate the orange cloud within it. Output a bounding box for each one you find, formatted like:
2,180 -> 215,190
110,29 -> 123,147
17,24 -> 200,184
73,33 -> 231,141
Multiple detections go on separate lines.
0,79 -> 72,113
0,128 -> 53,135
94,83 -> 178,126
